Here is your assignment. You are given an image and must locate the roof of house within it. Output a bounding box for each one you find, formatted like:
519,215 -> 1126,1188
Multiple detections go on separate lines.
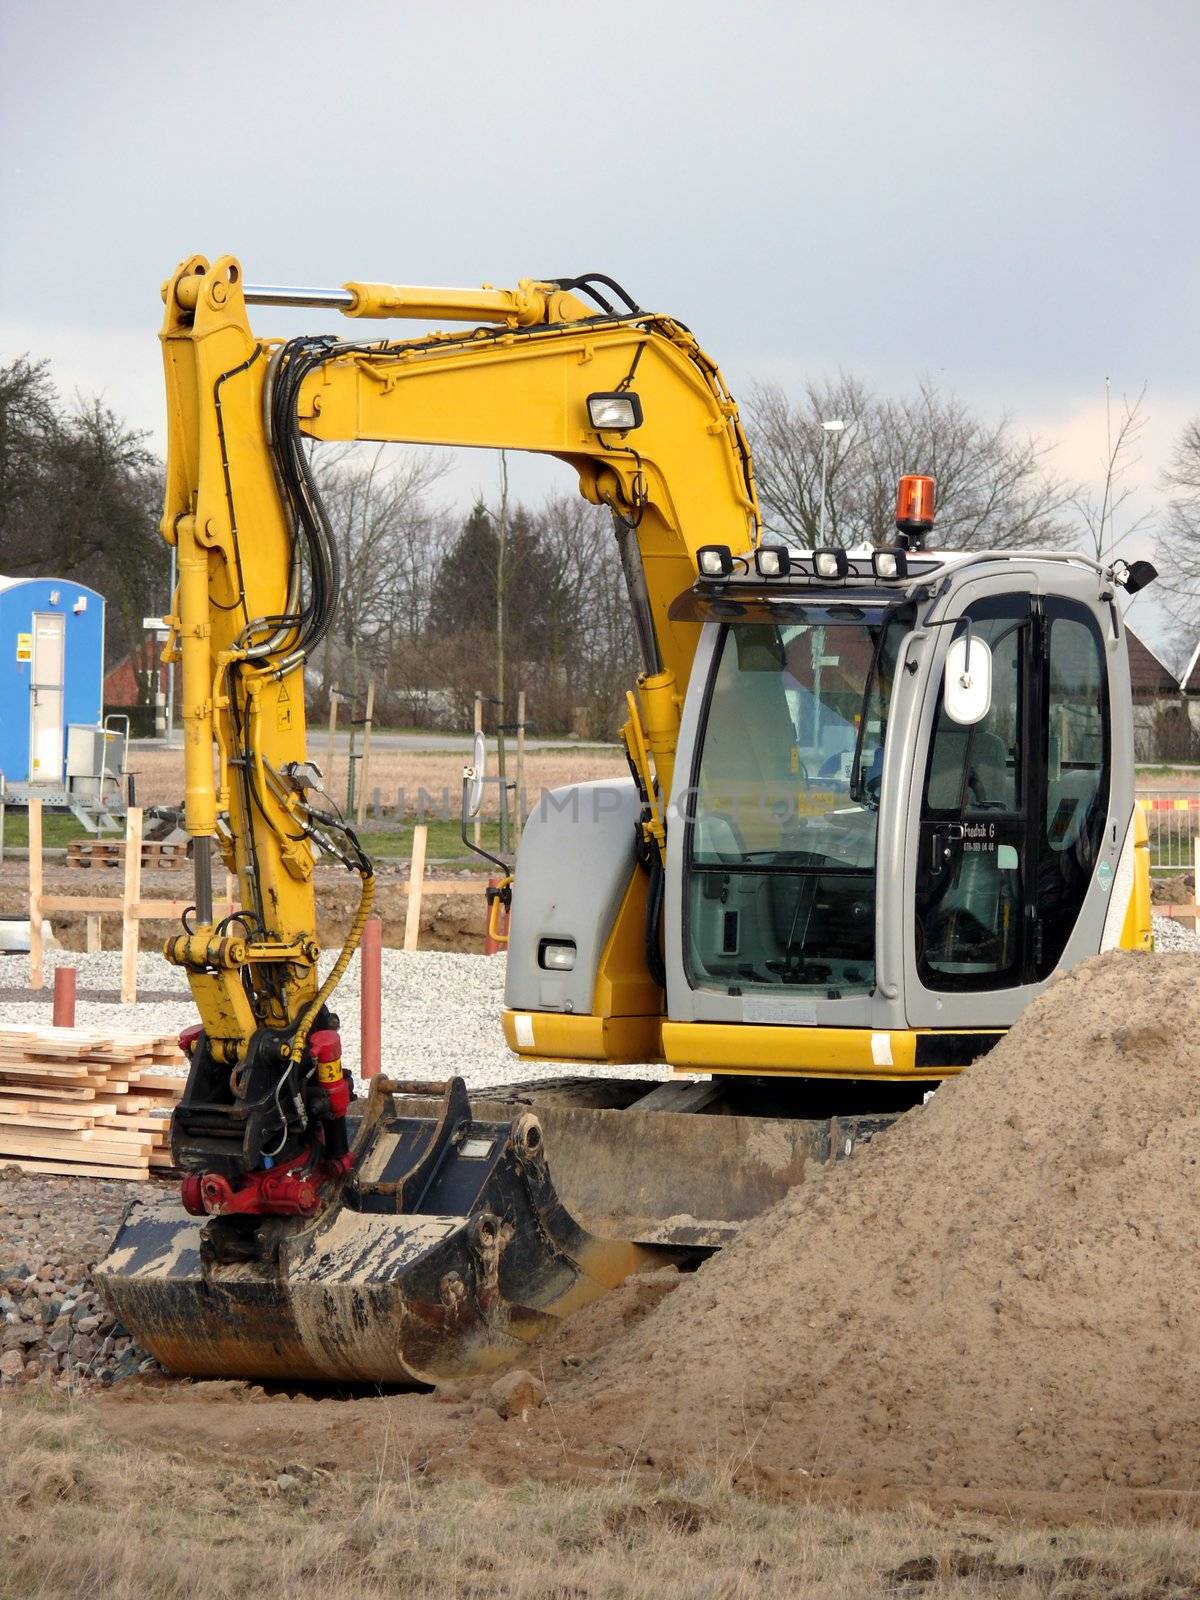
1126,625 -> 1181,698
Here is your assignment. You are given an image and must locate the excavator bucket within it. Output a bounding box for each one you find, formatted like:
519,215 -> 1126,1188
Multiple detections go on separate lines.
95,1076 -> 894,1385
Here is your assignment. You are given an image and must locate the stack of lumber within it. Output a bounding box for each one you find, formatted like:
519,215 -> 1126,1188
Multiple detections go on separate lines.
0,1025 -> 186,1179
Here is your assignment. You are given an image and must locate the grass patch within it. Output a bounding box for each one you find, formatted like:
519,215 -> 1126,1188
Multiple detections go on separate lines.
2,1393 -> 1198,1599
0,810 -> 91,850
354,816 -> 504,869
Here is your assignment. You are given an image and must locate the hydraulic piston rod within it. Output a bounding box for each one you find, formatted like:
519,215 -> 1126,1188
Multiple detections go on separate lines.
243,284 -> 356,309
238,278 -> 592,325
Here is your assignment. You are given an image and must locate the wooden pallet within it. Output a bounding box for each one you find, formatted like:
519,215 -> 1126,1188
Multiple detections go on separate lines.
65,839 -> 189,871
0,1025 -> 186,1179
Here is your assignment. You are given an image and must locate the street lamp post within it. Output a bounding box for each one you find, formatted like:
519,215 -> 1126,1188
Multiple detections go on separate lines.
818,418 -> 846,546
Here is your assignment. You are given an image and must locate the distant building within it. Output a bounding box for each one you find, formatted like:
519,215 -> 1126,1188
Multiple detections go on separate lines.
1127,626 -> 1189,761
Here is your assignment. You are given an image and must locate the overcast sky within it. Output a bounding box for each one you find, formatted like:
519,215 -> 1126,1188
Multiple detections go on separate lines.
2,0 -> 1196,648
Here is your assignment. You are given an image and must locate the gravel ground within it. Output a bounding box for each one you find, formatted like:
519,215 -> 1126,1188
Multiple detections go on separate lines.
0,946 -> 669,1088
0,1174 -> 165,1390
1147,912 -> 1200,952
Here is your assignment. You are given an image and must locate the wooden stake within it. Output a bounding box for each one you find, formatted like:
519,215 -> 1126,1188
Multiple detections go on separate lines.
404,823 -> 427,951
325,690 -> 339,799
1193,835 -> 1199,936
28,798 -> 44,990
356,680 -> 375,827
516,687 -> 526,829
86,914 -> 101,953
121,806 -> 143,1006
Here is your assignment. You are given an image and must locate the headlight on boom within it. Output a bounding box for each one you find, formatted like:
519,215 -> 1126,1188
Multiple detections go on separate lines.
587,392 -> 644,432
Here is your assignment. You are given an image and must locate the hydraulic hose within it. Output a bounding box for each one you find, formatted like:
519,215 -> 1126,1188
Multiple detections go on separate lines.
287,864 -> 376,1063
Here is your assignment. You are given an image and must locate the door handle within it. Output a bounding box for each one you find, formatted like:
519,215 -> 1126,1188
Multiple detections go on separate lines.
930,823 -> 964,874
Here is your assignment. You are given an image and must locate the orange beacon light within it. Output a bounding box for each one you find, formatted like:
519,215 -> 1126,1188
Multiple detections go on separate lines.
895,474 -> 936,548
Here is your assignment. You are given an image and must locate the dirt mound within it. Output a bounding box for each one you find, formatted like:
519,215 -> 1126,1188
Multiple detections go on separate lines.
552,952 -> 1200,1493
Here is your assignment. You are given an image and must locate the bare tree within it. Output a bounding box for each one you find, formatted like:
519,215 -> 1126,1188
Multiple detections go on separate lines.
530,494 -> 642,735
1072,381 -> 1151,560
1153,416 -> 1200,630
309,441 -> 450,718
0,355 -> 163,674
745,376 -> 1077,551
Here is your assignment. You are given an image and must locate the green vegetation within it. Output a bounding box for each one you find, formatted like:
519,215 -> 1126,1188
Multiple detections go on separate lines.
337,816 -> 504,870
0,810 -> 92,850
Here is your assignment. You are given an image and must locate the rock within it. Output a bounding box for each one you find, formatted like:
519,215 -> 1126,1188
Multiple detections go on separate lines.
276,1473 -> 301,1493
72,1334 -> 96,1362
112,1351 -> 142,1382
47,1323 -> 71,1353
486,1368 -> 547,1420
0,1348 -> 24,1380
74,1314 -> 101,1335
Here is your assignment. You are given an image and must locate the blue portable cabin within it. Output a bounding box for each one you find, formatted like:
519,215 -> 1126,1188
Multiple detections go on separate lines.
0,576 -> 105,788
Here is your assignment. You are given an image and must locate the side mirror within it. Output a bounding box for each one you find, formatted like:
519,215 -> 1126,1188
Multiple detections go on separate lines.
466,730 -> 487,818
943,634 -> 992,726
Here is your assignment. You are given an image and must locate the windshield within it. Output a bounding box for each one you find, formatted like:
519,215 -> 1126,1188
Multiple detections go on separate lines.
685,611 -> 908,995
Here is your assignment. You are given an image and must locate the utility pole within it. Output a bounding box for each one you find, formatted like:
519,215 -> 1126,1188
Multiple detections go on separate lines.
818,418 -> 846,546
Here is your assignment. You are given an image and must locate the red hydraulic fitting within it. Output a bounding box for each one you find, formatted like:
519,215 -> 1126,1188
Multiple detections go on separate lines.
179,1151 -> 325,1218
324,1075 -> 352,1118
179,1024 -> 203,1056
309,1027 -> 350,1119
181,1172 -> 206,1216
309,1027 -> 343,1079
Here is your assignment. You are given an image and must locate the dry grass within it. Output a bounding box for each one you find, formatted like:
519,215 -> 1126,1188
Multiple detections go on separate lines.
2,1392 -> 1199,1600
127,745 -> 627,816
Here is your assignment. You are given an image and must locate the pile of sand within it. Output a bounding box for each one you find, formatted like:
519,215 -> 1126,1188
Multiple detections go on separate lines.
556,952 -> 1200,1492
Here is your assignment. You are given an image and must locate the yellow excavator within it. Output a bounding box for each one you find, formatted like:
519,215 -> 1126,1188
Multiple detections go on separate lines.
96,255 -> 1156,1383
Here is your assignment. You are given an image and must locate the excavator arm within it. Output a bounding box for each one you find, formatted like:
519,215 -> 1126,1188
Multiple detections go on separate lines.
157,252 -> 761,1209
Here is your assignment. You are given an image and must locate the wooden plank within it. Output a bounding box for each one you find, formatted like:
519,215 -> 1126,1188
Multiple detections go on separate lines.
401,880 -> 484,897
404,823 -> 427,951
29,796 -> 43,991
0,1111 -> 97,1131
0,1158 -> 150,1180
133,899 -> 192,919
33,895 -> 191,919
0,1088 -> 106,1100
121,805 -> 143,1005
0,1124 -> 153,1149
96,1114 -> 172,1131
0,1136 -> 152,1165
40,895 -> 124,915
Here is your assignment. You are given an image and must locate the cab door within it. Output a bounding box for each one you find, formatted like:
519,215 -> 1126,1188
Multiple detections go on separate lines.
903,584 -> 1113,1030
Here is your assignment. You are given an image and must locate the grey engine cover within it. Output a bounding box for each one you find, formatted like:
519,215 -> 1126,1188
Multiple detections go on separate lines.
504,779 -> 640,1015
